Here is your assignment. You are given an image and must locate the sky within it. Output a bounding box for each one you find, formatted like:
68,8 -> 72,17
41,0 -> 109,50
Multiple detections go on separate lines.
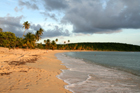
0,0 -> 140,45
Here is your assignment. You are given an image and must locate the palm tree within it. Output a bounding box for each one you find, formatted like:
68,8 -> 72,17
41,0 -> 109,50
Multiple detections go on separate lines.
44,40 -> 47,44
47,39 -> 50,44
36,30 -> 40,41
64,41 -> 66,44
35,28 -> 44,41
52,40 -> 56,45
23,32 -> 36,49
24,32 -> 35,42
37,43 -> 44,49
68,40 -> 70,43
55,38 -> 58,42
16,37 -> 23,48
22,21 -> 30,38
0,28 -> 3,32
51,40 -> 57,50
38,28 -> 43,35
45,39 -> 51,49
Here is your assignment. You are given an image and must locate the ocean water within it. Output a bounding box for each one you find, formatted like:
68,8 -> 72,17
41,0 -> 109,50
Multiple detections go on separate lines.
56,52 -> 140,93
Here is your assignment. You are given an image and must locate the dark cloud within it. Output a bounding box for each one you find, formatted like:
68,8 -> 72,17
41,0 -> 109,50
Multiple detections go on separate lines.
61,0 -> 140,34
30,24 -> 42,31
0,15 -> 42,37
0,15 -> 69,38
0,16 -> 23,37
16,0 -> 140,34
42,26 -> 70,38
42,0 -> 68,11
18,0 -> 39,10
47,13 -> 58,21
10,0 -> 140,37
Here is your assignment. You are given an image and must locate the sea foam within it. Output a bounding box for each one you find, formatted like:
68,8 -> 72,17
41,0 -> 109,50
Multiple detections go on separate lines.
56,53 -> 140,93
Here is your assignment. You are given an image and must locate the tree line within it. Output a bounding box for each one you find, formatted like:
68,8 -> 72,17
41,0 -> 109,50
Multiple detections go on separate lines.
36,42 -> 140,51
0,21 -> 69,50
0,21 -> 50,49
56,43 -> 140,51
0,21 -> 140,51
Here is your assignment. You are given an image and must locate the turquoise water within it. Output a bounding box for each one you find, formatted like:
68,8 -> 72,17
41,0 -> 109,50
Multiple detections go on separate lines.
65,52 -> 140,76
56,52 -> 140,93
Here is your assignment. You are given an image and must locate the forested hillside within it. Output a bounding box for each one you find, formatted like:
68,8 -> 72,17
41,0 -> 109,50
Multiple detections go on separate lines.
57,43 -> 140,51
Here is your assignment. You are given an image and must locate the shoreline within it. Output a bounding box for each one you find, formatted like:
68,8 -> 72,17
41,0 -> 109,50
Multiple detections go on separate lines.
1,47 -> 140,93
56,52 -> 140,93
0,47 -> 74,93
62,51 -> 140,76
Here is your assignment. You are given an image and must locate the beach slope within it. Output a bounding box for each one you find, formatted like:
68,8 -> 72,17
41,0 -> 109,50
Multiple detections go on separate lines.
0,47 -> 71,93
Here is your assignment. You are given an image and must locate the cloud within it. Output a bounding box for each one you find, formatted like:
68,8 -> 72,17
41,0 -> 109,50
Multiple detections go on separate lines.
61,0 -> 140,34
75,33 -> 92,36
0,15 -> 42,37
40,12 -> 58,21
5,0 -> 140,38
42,0 -> 68,11
16,0 -> 140,35
30,24 -> 42,31
0,15 -> 70,38
18,0 -> 39,10
0,15 -> 24,37
48,24 -> 51,26
14,7 -> 23,12
42,26 -> 70,38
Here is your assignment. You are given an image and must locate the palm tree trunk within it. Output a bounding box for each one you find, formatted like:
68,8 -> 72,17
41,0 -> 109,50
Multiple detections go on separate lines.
22,29 -> 26,39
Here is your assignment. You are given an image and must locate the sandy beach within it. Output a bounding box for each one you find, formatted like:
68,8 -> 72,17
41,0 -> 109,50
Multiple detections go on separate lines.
0,47 -> 72,93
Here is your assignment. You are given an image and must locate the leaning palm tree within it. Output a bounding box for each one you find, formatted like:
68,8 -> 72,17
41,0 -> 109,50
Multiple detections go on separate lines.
35,31 -> 40,41
35,28 -> 44,41
22,21 -> 30,38
38,28 -> 43,35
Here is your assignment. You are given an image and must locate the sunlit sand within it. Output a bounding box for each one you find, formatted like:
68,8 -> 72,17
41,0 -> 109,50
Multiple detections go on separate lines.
0,47 -> 72,93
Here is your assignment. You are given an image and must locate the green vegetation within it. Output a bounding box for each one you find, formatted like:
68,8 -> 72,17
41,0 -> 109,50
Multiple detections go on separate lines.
57,43 -> 140,51
0,28 -> 3,32
0,21 -> 140,51
35,28 -> 44,41
0,31 -> 17,48
0,21 -> 43,49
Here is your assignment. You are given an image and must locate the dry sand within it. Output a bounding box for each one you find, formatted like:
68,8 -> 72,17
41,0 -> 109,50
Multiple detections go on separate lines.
0,47 -> 72,93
